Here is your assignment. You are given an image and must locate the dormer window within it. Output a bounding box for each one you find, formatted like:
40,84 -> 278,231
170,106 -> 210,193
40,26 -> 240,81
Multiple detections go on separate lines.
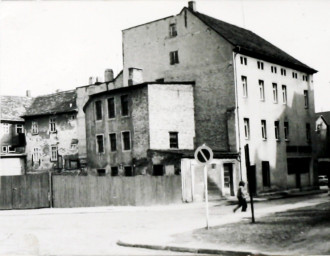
169,23 -> 177,37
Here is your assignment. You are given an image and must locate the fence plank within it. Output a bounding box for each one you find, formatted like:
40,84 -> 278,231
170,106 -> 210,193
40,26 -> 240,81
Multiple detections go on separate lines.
0,176 -> 13,209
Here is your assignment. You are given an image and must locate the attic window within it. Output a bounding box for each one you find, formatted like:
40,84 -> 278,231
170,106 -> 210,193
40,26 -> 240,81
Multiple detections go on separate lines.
280,68 -> 286,76
292,72 -> 298,79
169,23 -> 177,37
257,61 -> 264,70
271,66 -> 277,73
240,56 -> 247,65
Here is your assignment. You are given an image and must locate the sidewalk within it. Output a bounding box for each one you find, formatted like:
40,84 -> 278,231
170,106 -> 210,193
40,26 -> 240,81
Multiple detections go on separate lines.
117,193 -> 330,256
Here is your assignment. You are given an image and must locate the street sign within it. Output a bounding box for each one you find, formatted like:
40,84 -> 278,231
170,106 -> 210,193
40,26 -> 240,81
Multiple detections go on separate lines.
194,144 -> 214,229
194,145 -> 213,165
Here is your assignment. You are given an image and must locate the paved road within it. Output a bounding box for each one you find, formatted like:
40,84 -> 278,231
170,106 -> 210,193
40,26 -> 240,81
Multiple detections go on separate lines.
0,193 -> 327,255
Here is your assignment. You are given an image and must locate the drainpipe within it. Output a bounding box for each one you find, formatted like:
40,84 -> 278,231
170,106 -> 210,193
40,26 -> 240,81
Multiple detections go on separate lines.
233,48 -> 242,180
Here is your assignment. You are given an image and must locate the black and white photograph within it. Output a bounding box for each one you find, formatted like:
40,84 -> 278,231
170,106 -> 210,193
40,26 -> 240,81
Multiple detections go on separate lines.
0,0 -> 329,255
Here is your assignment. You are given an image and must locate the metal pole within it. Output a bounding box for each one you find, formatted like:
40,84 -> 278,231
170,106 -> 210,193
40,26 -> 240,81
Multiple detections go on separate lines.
204,165 -> 209,229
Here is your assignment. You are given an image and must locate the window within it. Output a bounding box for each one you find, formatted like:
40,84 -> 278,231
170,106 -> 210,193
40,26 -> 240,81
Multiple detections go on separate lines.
170,51 -> 179,65
261,120 -> 267,140
1,146 -> 8,153
49,118 -> 56,133
2,123 -> 9,134
65,159 -> 78,169
287,158 -> 310,175
111,167 -> 118,176
241,76 -> 248,97
259,80 -> 265,101
153,165 -> 164,176
284,121 -> 289,141
109,133 -> 117,152
122,131 -> 131,151
169,23 -> 177,37
124,166 -> 133,176
107,98 -> 115,119
69,115 -> 76,121
51,146 -> 58,161
262,161 -> 271,187
32,121 -> 38,134
292,72 -> 298,79
303,75 -> 308,81
33,148 -> 41,162
8,146 -> 15,153
240,56 -> 247,65
306,123 -> 311,143
97,169 -> 106,176
281,68 -> 286,76
304,90 -> 309,108
121,95 -> 129,116
16,124 -> 24,134
96,135 -> 104,153
274,121 -> 280,141
95,100 -> 103,121
271,66 -> 277,73
169,132 -> 178,148
282,85 -> 287,104
272,83 -> 278,103
257,61 -> 264,70
244,118 -> 250,140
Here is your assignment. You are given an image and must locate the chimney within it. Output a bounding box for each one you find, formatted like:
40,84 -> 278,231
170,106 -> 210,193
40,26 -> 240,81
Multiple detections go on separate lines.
188,1 -> 196,12
105,69 -> 114,82
95,77 -> 99,83
89,76 -> 94,85
26,90 -> 31,97
128,68 -> 143,86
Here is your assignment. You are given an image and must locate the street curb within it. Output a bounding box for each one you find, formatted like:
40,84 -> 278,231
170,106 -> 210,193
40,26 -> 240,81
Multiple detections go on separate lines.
117,240 -> 268,256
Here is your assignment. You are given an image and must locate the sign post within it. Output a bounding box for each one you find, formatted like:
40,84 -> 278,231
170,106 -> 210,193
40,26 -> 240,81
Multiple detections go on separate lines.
194,144 -> 213,229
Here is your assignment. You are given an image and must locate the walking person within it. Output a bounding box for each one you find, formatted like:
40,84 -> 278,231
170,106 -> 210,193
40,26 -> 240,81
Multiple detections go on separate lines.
233,181 -> 247,212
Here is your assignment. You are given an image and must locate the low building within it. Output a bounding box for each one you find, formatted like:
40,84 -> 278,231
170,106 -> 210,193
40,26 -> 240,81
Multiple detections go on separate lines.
0,95 -> 32,175
22,90 -> 80,173
83,81 -> 195,176
315,112 -> 330,178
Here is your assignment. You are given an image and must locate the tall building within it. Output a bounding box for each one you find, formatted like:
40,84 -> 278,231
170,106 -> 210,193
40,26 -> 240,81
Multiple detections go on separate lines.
121,1 -> 317,194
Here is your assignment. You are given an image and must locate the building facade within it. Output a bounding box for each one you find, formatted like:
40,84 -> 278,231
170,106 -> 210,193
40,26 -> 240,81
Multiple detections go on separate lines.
22,90 -> 80,173
121,1 -> 318,194
315,112 -> 330,179
0,95 -> 32,175
83,82 -> 195,176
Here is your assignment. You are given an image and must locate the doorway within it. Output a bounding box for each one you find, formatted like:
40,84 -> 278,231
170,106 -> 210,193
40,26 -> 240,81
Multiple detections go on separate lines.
223,163 -> 234,196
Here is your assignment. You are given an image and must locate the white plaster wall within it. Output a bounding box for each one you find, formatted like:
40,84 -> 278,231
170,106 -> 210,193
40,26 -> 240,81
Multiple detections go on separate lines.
234,53 -> 315,190
148,84 -> 194,150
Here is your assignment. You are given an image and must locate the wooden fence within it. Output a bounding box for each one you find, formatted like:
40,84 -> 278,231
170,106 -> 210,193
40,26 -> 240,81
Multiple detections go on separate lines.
52,175 -> 182,208
0,173 -> 49,210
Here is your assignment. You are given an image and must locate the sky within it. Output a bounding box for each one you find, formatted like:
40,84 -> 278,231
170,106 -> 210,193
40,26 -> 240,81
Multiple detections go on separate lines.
0,0 -> 329,112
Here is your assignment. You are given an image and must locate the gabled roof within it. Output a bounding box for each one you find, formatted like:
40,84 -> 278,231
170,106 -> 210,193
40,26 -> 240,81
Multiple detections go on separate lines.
22,90 -> 77,117
186,8 -> 317,74
317,111 -> 330,126
0,96 -> 33,122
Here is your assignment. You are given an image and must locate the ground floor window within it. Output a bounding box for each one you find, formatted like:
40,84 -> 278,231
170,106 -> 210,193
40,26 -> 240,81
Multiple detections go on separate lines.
153,165 -> 164,176
287,158 -> 310,174
65,159 -> 79,169
97,169 -> 106,176
124,166 -> 133,176
111,167 -> 118,176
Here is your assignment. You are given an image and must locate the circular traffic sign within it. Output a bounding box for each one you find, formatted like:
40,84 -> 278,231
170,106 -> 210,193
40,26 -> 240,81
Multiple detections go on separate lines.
194,145 -> 213,165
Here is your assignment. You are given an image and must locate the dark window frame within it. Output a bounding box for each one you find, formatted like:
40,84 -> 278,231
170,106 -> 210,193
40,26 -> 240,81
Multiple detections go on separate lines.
169,132 -> 179,149
107,97 -> 116,119
95,100 -> 103,121
121,95 -> 129,116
